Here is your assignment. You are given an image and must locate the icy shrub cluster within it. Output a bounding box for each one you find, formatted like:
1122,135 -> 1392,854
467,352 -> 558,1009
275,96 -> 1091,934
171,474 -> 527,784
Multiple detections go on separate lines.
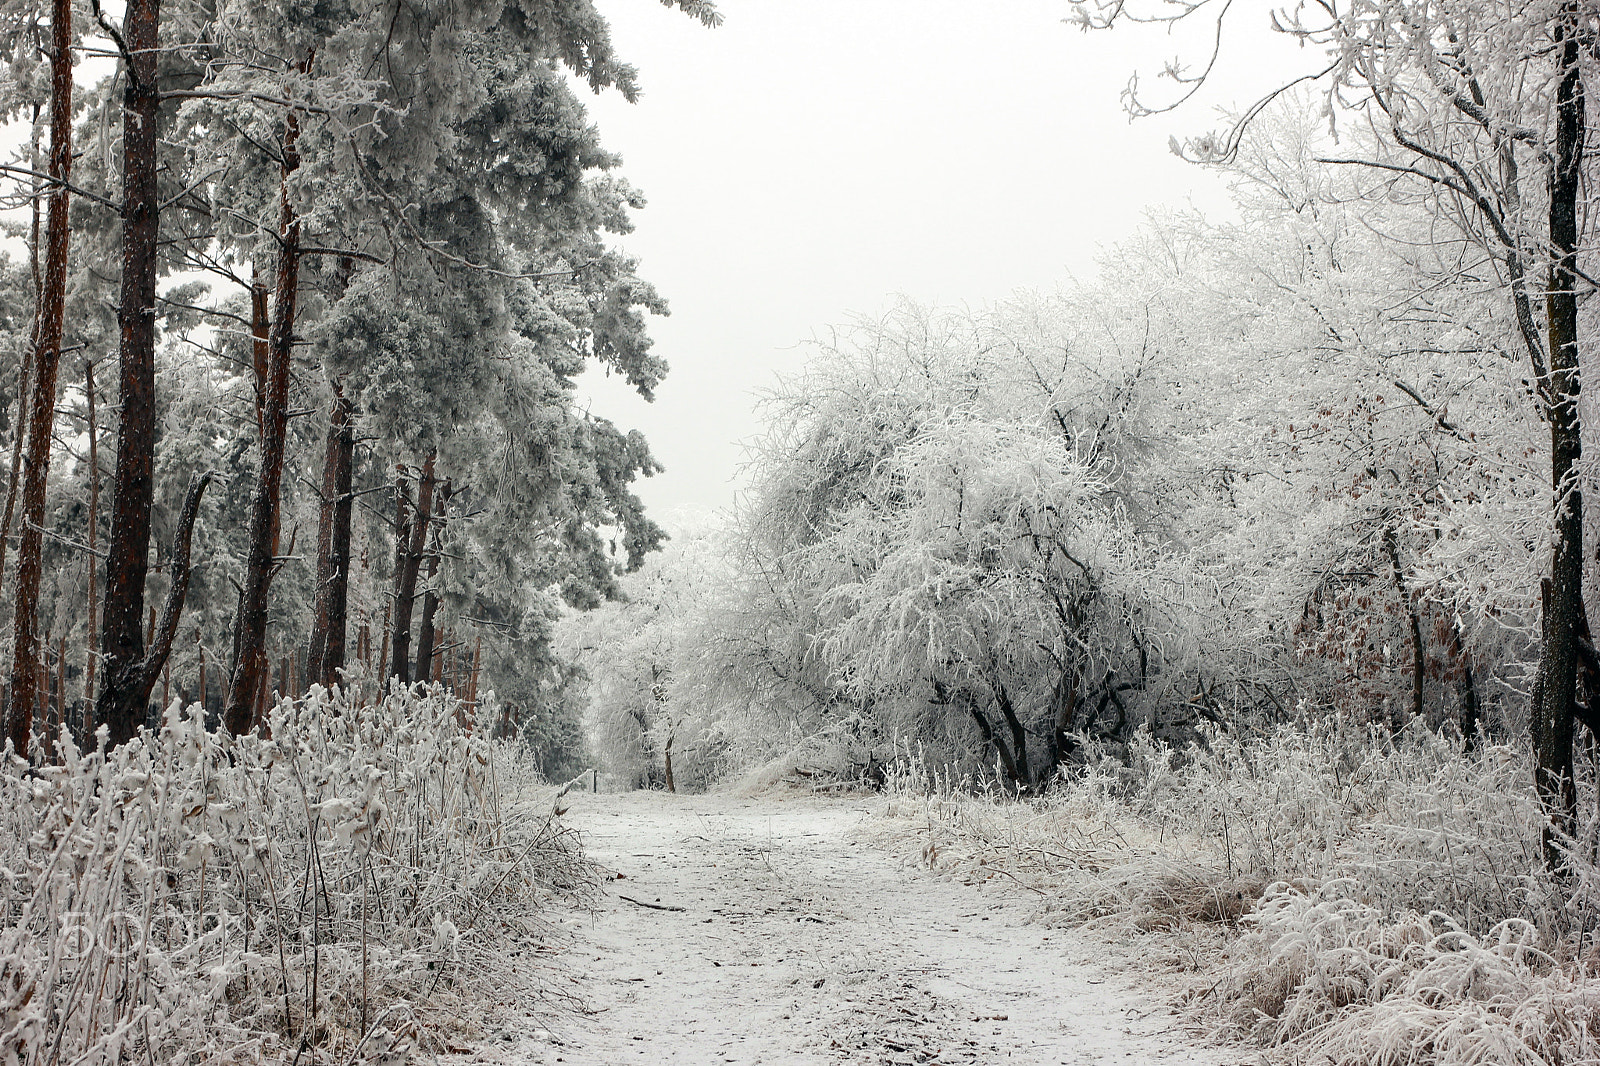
0,685 -> 592,1065
877,725 -> 1600,1063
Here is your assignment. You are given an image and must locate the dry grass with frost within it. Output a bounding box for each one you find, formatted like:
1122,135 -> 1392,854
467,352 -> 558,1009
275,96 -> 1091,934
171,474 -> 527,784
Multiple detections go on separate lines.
0,685 -> 595,1065
871,724 -> 1600,1064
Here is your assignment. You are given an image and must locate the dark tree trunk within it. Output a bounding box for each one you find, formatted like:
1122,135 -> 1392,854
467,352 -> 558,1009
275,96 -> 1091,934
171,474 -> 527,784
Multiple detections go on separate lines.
7,0 -> 73,756
250,273 -> 268,438
1048,662 -> 1081,768
83,363 -> 100,729
224,79 -> 307,735
1534,6 -> 1584,868
389,452 -> 435,685
387,476 -> 411,685
415,538 -> 441,684
1447,620 -> 1480,750
94,473 -> 213,740
933,677 -> 1023,786
991,677 -> 1031,786
414,482 -> 449,685
306,385 -> 354,689
1384,526 -> 1425,731
97,0 -> 166,748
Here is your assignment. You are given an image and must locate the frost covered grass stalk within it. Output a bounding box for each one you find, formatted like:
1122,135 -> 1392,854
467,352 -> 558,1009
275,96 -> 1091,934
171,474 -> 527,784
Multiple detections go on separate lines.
0,684 -> 593,1065
875,722 -> 1600,1064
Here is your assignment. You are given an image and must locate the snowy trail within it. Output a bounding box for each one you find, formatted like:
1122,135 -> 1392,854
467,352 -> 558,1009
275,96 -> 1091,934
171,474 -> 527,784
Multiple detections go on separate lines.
485,791 -> 1235,1065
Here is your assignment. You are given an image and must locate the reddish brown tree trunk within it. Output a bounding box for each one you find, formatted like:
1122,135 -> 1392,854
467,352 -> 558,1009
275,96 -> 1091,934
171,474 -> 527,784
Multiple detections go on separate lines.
306,385 -> 354,689
389,452 -> 435,685
224,76 -> 307,735
97,0 -> 167,748
96,471 -> 211,742
7,0 -> 73,756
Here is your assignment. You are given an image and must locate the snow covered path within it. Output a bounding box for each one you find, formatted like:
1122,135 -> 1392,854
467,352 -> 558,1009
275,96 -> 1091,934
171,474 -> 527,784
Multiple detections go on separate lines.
488,791 -> 1235,1065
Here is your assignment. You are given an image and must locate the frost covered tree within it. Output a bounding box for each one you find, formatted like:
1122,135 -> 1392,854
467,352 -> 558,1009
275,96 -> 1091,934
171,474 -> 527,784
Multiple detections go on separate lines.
693,145 -> 1549,789
1075,0 -> 1597,860
714,301 -> 1205,786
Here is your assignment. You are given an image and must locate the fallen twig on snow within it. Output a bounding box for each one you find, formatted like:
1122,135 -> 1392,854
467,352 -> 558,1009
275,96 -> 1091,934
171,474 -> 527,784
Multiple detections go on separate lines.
617,894 -> 687,912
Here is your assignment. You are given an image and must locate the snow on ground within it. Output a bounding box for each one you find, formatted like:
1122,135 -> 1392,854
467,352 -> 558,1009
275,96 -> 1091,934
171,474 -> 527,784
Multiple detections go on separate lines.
468,790 -> 1244,1065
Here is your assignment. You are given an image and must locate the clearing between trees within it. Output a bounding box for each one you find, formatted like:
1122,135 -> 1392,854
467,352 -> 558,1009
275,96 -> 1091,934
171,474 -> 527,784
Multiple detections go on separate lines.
470,790 -> 1228,1066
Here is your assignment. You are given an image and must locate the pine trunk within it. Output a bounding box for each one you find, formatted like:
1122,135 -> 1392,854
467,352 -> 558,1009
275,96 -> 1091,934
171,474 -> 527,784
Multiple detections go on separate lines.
306,386 -> 354,688
83,363 -> 99,724
7,0 -> 73,756
224,80 -> 306,735
1534,6 -> 1585,869
97,0 -> 164,748
389,452 -> 435,685
376,602 -> 391,683
414,484 -> 448,686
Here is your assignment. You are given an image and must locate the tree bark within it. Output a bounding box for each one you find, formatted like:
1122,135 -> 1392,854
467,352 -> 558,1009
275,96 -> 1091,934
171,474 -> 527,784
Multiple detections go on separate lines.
1534,6 -> 1585,869
414,482 -> 449,685
990,677 -> 1031,787
83,363 -> 100,728
0,104 -> 47,608
387,475 -> 410,680
224,72 -> 307,735
250,271 -> 268,438
97,0 -> 166,749
7,0 -> 73,756
93,472 -> 213,741
1049,662 -> 1081,768
138,474 -> 214,704
1384,526 -> 1425,731
467,632 -> 481,707
389,451 -> 435,685
1447,620 -> 1480,750
663,729 -> 675,793
306,384 -> 354,689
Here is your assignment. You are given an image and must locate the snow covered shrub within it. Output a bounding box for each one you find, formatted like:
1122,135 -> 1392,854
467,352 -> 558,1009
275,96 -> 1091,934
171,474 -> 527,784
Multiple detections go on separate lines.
1220,882 -> 1600,1062
1118,723 -> 1551,930
0,684 -> 591,1065
874,724 -> 1600,1062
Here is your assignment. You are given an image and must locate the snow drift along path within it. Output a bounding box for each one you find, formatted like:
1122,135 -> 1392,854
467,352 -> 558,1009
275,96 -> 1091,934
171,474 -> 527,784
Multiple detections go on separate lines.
489,791 -> 1236,1065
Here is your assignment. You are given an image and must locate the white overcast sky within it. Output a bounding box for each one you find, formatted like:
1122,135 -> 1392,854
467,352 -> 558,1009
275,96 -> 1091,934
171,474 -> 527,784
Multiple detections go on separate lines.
581,1 -> 1314,521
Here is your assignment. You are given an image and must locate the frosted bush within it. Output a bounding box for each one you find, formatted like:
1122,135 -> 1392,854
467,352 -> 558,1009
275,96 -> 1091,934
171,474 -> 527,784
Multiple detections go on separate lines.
873,724 -> 1600,1063
1118,722 -> 1552,932
0,684 -> 593,1065
1222,881 -> 1600,1062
